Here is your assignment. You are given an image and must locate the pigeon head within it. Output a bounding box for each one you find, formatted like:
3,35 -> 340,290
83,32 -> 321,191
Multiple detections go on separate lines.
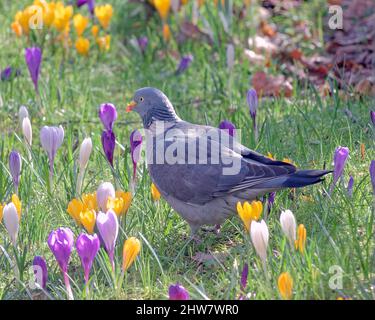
126,87 -> 180,129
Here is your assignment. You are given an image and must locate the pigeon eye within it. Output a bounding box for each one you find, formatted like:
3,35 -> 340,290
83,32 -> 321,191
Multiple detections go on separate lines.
140,97 -> 144,102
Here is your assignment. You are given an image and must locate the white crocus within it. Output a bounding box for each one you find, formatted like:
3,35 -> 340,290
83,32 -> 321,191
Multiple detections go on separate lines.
3,202 -> 19,246
96,182 -> 115,211
18,106 -> 29,126
78,137 -> 92,170
280,210 -> 296,247
22,117 -> 32,146
250,220 -> 269,267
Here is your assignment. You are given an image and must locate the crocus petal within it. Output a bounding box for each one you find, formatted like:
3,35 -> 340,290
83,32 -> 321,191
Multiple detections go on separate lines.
219,120 -> 236,137
247,88 -> 258,120
96,182 -> 115,211
76,233 -> 100,282
9,150 -> 22,191
101,130 -> 115,166
250,220 -> 269,263
169,283 -> 189,300
3,202 -> 19,246
96,210 -> 118,257
47,227 -> 74,273
98,103 -> 117,131
25,47 -> 42,92
176,54 -> 193,74
332,146 -> 349,188
32,256 -> 48,289
78,137 -> 93,169
370,160 -> 375,195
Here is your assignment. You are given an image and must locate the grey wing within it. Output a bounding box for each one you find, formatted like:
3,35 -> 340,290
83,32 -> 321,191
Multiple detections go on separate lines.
149,125 -> 296,205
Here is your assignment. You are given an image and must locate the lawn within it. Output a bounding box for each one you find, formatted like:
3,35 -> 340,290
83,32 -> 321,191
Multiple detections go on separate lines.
0,0 -> 374,300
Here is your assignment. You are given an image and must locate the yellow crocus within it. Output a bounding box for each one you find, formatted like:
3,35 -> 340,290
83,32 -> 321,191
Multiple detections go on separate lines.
282,158 -> 294,165
96,35 -> 111,51
53,3 -> 73,33
107,191 -> 132,217
151,183 -> 161,202
266,152 -> 275,160
236,200 -> 262,232
67,198 -> 83,225
0,203 -> 4,223
116,191 -> 132,215
75,37 -> 90,56
295,224 -> 306,254
95,4 -> 113,29
73,14 -> 89,36
11,194 -> 22,220
122,237 -> 141,272
278,272 -> 293,300
33,0 -> 55,27
154,0 -> 171,21
79,209 -> 96,234
82,193 -> 98,212
91,25 -> 99,37
163,23 -> 171,42
11,21 -> 23,37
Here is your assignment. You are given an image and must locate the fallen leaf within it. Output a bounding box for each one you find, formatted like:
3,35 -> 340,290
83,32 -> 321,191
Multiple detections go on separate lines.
251,71 -> 293,97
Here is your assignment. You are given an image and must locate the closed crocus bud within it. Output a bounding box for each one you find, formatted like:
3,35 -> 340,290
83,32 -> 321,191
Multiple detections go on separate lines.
247,88 -> 258,122
98,103 -> 117,131
370,160 -> 375,195
250,220 -> 269,264
240,263 -> 249,292
96,182 -> 115,211
32,256 -> 48,290
151,183 -> 161,202
280,210 -> 296,246
370,111 -> 375,127
169,283 -> 189,300
278,272 -> 293,300
22,117 -> 32,146
101,130 -> 116,166
40,125 -> 64,175
331,146 -> 349,192
226,43 -> 235,70
295,224 -> 307,254
25,47 -> 42,93
96,210 -> 118,270
76,233 -> 100,284
347,176 -> 354,197
176,54 -> 193,75
3,202 -> 19,246
18,106 -> 29,126
9,150 -> 22,194
219,120 -> 236,137
78,137 -> 92,170
122,237 -> 141,272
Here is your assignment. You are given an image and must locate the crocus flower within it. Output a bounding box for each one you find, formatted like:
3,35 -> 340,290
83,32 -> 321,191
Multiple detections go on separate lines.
370,111 -> 375,127
151,183 -> 161,202
96,210 -> 118,270
78,137 -> 92,170
250,220 -> 269,268
95,4 -> 113,29
107,190 -> 132,217
1,66 -> 13,81
226,44 -> 235,70
101,130 -> 115,167
25,47 -> 42,93
370,160 -> 375,195
169,283 -> 189,300
22,117 -> 32,146
237,200 -> 263,232
331,146 -> 349,193
240,263 -> 249,292
280,210 -> 296,247
154,0 -> 171,20
32,256 -> 48,290
73,14 -> 89,36
295,224 -> 306,254
2,202 -> 19,246
9,150 -> 21,194
96,182 -> 115,212
77,0 -> 95,14
79,210 -> 96,234
137,36 -> 148,53
347,176 -> 354,197
40,125 -> 64,182
267,192 -> 276,214
130,129 -> 142,180
75,37 -> 90,56
122,237 -> 141,272
219,120 -> 236,137
48,227 -> 74,299
176,54 -> 193,75
278,272 -> 293,300
19,106 -> 29,126
247,88 -> 258,122
76,233 -> 100,284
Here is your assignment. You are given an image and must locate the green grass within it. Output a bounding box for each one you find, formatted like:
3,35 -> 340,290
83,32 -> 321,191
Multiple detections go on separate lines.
0,0 -> 374,300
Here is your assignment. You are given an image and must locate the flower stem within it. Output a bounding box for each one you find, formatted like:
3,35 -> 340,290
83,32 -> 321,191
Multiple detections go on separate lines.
76,169 -> 84,195
63,272 -> 74,300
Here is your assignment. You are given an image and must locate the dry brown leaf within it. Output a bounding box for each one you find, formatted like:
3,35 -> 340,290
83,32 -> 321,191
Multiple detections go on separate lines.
251,71 -> 293,97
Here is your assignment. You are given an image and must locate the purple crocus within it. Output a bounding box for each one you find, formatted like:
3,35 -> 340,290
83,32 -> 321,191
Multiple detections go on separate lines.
267,192 -> 276,214
40,125 -> 64,185
96,210 -> 119,271
130,129 -> 143,180
76,233 -> 100,284
99,103 -> 117,131
240,263 -> 249,292
25,47 -> 42,93
169,283 -> 190,300
76,0 -> 95,14
137,36 -> 148,53
347,176 -> 354,197
32,256 -> 48,290
219,120 -> 236,137
176,54 -> 193,75
1,66 -> 12,81
101,130 -> 116,167
330,146 -> 349,193
370,111 -> 375,127
48,227 -> 74,299
370,160 -> 375,195
9,150 -> 22,194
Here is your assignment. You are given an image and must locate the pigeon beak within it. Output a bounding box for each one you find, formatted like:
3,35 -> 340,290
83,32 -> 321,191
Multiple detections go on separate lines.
126,100 -> 137,112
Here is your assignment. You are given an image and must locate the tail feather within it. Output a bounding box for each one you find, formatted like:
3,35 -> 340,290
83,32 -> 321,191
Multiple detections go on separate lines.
254,170 -> 332,189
